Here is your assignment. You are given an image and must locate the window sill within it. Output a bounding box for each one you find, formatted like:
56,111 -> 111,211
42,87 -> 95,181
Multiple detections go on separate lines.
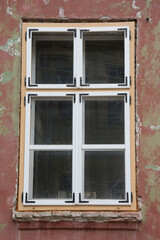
13,198 -> 142,230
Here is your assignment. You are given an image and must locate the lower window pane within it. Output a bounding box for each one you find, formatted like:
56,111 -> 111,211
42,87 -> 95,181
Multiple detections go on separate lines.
84,151 -> 125,200
32,151 -> 72,199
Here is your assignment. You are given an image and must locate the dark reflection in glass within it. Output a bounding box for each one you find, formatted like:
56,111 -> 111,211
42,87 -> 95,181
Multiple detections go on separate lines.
84,151 -> 125,199
34,100 -> 72,144
35,40 -> 73,84
85,98 -> 124,144
33,151 -> 72,199
84,32 -> 124,84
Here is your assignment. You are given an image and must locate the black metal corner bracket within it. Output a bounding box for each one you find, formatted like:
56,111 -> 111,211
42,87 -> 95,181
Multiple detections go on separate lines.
80,77 -> 90,87
25,193 -> 35,204
67,77 -> 76,87
21,192 -> 23,202
29,29 -> 39,38
119,192 -> 129,203
118,76 -> 128,87
79,93 -> 89,103
80,29 -> 89,39
66,94 -> 76,103
67,29 -> 77,38
28,77 -> 38,87
117,93 -> 127,103
65,193 -> 75,203
28,94 -> 38,104
79,193 -> 89,203
118,28 -> 127,38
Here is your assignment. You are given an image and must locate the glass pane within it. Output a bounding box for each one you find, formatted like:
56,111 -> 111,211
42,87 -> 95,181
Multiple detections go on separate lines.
32,32 -> 73,84
84,32 -> 124,84
85,98 -> 124,144
33,151 -> 72,199
84,151 -> 125,199
33,100 -> 72,144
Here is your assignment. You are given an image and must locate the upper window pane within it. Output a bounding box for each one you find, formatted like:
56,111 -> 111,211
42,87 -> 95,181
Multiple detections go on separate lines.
32,32 -> 73,85
84,32 -> 124,84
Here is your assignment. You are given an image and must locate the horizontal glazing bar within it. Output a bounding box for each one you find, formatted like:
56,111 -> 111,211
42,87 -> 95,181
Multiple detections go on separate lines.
29,145 -> 73,150
81,144 -> 126,150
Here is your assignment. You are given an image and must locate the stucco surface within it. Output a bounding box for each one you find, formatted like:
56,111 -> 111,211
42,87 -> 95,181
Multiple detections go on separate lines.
0,0 -> 160,239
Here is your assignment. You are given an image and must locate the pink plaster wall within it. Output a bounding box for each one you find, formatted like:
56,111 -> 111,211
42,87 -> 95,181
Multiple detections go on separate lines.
0,0 -> 160,239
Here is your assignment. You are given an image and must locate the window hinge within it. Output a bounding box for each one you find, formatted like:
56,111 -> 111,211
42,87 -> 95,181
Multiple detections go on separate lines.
24,96 -> 26,106
118,76 -> 128,86
80,29 -> 89,39
67,29 -> 77,38
79,93 -> 89,103
130,76 -> 131,85
130,96 -> 131,105
129,31 -> 131,40
21,192 -> 23,202
66,94 -> 76,103
80,77 -> 90,86
65,193 -> 75,203
117,93 -> 127,103
25,31 -> 27,41
119,192 -> 129,203
79,193 -> 89,203
28,94 -> 38,104
28,77 -> 38,87
131,192 -> 133,202
25,193 -> 35,204
29,29 -> 38,38
67,77 -> 76,87
118,28 -> 127,38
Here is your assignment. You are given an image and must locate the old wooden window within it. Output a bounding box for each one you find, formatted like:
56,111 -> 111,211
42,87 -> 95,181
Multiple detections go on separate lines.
18,22 -> 136,211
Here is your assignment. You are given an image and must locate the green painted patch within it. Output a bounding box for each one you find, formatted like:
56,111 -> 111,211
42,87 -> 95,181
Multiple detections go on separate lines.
0,223 -> 7,233
0,92 -> 2,96
0,36 -> 20,56
0,71 -> 13,84
145,165 -> 160,171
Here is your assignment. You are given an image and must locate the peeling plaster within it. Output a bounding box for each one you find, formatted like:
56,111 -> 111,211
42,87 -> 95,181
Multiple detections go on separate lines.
7,6 -> 13,15
0,223 -> 7,233
136,11 -> 142,19
0,107 -> 6,118
0,37 -> 20,56
150,125 -> 160,130
59,7 -> 65,18
145,165 -> 160,171
136,114 -> 142,146
43,0 -> 50,5
0,71 -> 13,84
132,0 -> 140,9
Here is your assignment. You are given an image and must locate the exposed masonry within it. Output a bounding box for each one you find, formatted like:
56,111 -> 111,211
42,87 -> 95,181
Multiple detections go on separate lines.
13,210 -> 142,223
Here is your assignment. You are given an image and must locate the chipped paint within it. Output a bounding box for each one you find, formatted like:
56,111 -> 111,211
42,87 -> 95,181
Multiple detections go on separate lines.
0,71 -> 13,84
7,7 -> 13,15
0,107 -> 6,118
0,37 -> 20,56
136,11 -> 142,19
43,0 -> 50,5
132,0 -> 140,9
136,113 -> 142,146
145,165 -> 160,171
59,7 -> 65,18
150,125 -> 160,130
0,223 -> 7,233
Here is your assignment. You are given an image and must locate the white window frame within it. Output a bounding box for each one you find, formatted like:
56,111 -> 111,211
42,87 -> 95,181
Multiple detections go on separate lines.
23,25 -> 132,206
23,91 -> 131,206
26,26 -> 130,89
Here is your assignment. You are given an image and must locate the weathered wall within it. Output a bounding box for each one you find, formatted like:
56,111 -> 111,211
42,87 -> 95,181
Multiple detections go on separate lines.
0,0 -> 160,239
